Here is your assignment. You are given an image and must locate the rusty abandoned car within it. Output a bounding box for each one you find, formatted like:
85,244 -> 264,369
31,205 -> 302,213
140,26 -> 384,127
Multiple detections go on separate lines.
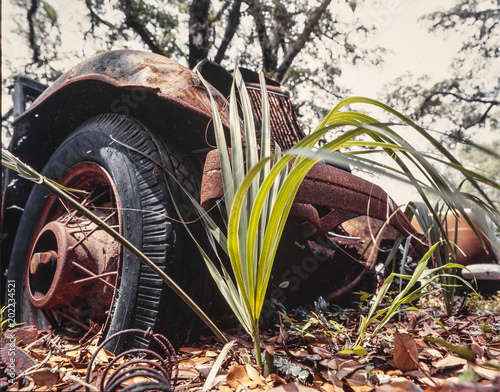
2,50 -> 499,349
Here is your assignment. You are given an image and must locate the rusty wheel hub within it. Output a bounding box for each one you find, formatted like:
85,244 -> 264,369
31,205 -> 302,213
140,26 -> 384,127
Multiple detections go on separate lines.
28,219 -> 119,314
24,162 -> 122,332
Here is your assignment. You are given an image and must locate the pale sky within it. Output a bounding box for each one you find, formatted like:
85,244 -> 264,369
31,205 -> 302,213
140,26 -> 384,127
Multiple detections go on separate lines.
337,0 -> 460,204
340,0 -> 460,97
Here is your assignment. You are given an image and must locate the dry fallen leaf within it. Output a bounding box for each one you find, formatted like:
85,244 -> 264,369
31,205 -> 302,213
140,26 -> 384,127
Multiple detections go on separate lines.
178,347 -> 204,355
265,381 -> 319,392
319,358 -> 338,370
471,363 -> 500,381
335,359 -> 364,380
376,380 -> 422,392
433,354 -> 467,370
31,369 -> 59,389
420,322 -> 442,338
393,330 -> 419,372
86,346 -> 111,367
179,359 -> 196,370
313,380 -> 335,392
8,325 -> 38,347
309,345 -> 333,359
470,342 -> 485,360
203,340 -> 234,392
421,348 -> 443,361
245,363 -> 265,385
226,364 -> 255,390
345,378 -> 373,392
192,356 -> 214,366
121,375 -> 156,387
266,373 -> 287,386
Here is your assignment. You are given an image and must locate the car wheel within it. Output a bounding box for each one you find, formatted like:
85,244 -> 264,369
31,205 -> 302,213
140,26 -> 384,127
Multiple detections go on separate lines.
7,113 -> 207,350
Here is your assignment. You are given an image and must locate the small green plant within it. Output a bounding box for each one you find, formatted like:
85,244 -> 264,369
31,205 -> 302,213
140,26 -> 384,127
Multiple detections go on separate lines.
409,201 -> 463,316
0,304 -> 22,348
281,311 -> 345,341
466,292 -> 500,315
1,305 -> 18,330
355,242 -> 474,346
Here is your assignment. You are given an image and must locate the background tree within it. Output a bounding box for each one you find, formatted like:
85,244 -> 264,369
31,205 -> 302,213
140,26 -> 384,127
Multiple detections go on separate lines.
4,1 -> 498,149
384,0 -> 499,147
3,0 -> 382,112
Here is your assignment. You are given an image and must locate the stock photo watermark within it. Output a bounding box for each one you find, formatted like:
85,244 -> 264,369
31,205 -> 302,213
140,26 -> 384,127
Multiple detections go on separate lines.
4,280 -> 18,384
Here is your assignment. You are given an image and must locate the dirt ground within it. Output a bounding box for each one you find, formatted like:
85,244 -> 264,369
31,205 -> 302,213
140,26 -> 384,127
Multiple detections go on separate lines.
1,291 -> 499,392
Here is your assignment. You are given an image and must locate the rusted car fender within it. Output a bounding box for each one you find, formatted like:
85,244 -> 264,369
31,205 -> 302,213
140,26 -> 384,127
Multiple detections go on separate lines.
413,210 -> 500,266
2,50 -> 231,265
201,150 -> 428,257
10,50 -> 230,173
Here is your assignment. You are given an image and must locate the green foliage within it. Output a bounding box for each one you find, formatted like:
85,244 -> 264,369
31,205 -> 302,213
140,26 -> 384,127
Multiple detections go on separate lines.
383,197 -> 497,319
272,355 -> 313,383
410,201 -> 462,316
192,69 -> 293,365
356,242 -> 473,346
281,311 -> 345,340
191,64 -> 499,366
1,305 -> 20,331
465,292 -> 500,315
445,141 -> 500,210
425,336 -> 477,363
3,0 -> 386,131
89,0 -> 185,58
425,0 -> 500,59
9,0 -> 63,82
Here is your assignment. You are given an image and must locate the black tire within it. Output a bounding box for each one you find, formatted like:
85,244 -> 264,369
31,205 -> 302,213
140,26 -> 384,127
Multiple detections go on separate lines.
6,113 -> 208,350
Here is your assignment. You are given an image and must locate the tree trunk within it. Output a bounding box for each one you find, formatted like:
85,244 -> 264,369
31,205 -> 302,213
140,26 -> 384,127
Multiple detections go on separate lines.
189,0 -> 211,68
275,0 -> 333,81
27,0 -> 41,64
246,0 -> 277,73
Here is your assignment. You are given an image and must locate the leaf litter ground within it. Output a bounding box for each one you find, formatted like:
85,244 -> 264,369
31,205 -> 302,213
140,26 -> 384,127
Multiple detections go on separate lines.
1,291 -> 499,391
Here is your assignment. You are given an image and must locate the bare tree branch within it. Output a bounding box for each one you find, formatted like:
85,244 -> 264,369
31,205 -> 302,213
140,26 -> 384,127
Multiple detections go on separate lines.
269,0 -> 285,62
418,90 -> 499,116
275,0 -> 332,81
464,103 -> 495,130
210,0 -> 231,24
246,0 -> 276,72
85,0 -> 118,31
214,0 -> 243,64
27,0 -> 41,65
119,0 -> 167,56
416,89 -> 499,134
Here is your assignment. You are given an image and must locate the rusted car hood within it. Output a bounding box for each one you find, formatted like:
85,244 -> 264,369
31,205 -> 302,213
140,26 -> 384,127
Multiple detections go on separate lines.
16,50 -> 230,127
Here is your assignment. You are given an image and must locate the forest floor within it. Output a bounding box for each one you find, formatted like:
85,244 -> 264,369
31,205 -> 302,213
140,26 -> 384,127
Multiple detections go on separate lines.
2,290 -> 500,392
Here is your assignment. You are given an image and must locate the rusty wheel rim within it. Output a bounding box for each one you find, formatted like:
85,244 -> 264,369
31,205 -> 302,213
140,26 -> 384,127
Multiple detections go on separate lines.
23,162 -> 122,336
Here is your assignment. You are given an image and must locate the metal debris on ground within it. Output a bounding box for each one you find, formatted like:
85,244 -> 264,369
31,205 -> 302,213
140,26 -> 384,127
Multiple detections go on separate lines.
84,328 -> 178,392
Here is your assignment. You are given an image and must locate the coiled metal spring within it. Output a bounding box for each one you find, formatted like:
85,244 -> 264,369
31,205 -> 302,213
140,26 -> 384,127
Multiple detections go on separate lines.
85,328 -> 178,392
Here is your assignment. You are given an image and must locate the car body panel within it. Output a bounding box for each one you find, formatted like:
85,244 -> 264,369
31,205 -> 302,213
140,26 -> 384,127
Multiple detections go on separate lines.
16,50 -> 230,134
